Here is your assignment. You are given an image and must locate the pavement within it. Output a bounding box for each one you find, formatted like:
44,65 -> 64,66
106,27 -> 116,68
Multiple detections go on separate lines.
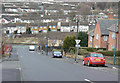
16,45 -> 118,82
1,47 -> 21,82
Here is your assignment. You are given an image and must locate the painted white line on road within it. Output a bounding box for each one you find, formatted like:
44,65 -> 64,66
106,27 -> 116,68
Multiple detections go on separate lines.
84,79 -> 94,83
112,67 -> 118,70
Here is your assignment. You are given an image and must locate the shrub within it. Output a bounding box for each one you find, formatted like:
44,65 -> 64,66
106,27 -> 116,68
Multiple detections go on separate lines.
78,49 -> 89,55
97,51 -> 120,56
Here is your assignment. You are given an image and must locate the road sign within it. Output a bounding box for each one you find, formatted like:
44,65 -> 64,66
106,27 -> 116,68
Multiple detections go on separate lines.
75,40 -> 81,45
75,45 -> 80,47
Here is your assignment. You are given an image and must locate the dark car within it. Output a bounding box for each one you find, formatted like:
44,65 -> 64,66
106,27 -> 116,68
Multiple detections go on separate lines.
52,51 -> 62,58
83,52 -> 105,66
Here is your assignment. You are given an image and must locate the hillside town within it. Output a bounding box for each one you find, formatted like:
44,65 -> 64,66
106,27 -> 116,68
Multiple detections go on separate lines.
0,1 -> 120,82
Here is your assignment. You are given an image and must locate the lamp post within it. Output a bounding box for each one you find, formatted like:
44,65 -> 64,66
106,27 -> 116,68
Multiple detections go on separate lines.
113,20 -> 117,65
74,16 -> 80,63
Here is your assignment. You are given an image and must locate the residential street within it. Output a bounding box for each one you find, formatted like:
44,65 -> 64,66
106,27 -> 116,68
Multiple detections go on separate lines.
12,45 -> 118,82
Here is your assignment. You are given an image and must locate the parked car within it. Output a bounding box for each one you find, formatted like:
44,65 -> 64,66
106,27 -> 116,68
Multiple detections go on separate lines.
29,45 -> 35,51
52,51 -> 62,58
83,52 -> 105,66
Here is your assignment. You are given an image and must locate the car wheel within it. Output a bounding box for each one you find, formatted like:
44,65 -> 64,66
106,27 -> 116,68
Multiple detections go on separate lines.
88,61 -> 91,66
102,64 -> 105,67
83,60 -> 85,66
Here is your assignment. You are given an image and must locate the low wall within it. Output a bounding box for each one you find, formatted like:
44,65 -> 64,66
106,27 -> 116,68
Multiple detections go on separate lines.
65,54 -> 119,65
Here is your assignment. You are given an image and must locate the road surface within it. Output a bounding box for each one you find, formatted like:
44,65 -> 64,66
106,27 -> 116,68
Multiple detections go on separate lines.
14,45 -> 118,82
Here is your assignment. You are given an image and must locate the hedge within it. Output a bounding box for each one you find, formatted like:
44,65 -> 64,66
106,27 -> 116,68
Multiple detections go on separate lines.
68,47 -> 106,53
97,51 -> 120,56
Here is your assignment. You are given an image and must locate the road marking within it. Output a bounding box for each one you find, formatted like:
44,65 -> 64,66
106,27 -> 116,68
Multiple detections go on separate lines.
112,67 -> 118,70
84,79 -> 94,83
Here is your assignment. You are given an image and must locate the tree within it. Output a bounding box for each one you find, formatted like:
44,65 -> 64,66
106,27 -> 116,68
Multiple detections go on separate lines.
14,30 -> 17,34
78,32 -> 88,47
26,27 -> 31,34
48,28 -> 51,31
63,35 -> 76,50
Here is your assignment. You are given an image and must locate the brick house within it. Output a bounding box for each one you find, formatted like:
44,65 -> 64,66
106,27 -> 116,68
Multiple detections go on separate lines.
88,19 -> 118,49
107,23 -> 119,50
88,29 -> 94,47
118,23 -> 120,50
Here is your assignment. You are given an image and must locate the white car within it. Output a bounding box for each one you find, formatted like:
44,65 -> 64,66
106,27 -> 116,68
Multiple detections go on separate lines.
29,45 -> 35,51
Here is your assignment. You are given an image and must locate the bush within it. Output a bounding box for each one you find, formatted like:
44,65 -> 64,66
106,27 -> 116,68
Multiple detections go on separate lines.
78,49 -> 89,55
97,51 -> 120,56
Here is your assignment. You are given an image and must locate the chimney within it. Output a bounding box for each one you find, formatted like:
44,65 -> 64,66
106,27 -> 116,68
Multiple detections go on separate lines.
108,13 -> 114,19
108,8 -> 114,19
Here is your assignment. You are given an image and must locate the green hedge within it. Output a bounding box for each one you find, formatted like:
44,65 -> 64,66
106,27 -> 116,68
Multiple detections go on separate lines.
69,47 -> 107,53
97,51 -> 120,56
80,47 -> 106,52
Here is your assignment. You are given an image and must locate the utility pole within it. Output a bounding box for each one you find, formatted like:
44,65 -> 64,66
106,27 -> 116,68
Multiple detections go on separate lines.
113,20 -> 117,65
74,17 -> 81,63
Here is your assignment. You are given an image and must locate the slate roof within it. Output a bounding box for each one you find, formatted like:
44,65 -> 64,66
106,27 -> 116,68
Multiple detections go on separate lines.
48,31 -> 77,40
88,29 -> 94,37
89,25 -> 96,31
107,23 -> 118,32
61,22 -> 69,26
98,19 -> 118,35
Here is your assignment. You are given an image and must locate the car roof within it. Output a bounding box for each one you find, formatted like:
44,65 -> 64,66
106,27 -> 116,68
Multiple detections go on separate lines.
89,52 -> 102,54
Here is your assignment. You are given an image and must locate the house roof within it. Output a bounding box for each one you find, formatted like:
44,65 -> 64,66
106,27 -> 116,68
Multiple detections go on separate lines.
89,25 -> 96,31
98,19 -> 118,35
16,23 -> 27,26
88,29 -> 94,37
48,22 -> 57,26
48,31 -> 76,40
61,22 -> 69,26
107,23 -> 118,32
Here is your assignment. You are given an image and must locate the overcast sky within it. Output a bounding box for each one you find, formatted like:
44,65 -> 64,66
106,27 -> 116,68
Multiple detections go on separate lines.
1,0 -> 120,2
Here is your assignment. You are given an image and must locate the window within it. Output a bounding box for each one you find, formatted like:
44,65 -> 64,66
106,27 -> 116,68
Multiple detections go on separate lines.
112,32 -> 116,40
96,34 -> 99,40
44,26 -> 47,28
90,36 -> 92,41
53,26 -> 56,28
49,26 -> 51,28
95,45 -> 98,48
104,36 -> 107,41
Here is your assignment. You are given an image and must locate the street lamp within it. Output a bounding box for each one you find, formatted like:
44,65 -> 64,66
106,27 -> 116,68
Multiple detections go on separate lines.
113,20 -> 118,65
73,16 -> 80,63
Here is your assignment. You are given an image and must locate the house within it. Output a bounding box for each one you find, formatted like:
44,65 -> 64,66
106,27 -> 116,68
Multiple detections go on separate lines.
61,22 -> 70,32
47,32 -> 76,46
48,22 -> 57,32
30,23 -> 39,34
118,23 -> 120,51
88,18 -> 118,49
5,23 -> 16,34
16,23 -> 27,34
38,23 -> 48,33
94,19 -> 118,48
107,23 -> 119,51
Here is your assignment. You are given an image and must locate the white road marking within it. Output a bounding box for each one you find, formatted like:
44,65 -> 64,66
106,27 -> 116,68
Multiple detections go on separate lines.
84,79 -> 94,83
112,67 -> 118,70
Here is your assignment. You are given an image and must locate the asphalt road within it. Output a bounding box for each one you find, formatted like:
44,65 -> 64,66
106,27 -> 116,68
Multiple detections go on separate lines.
15,45 -> 118,82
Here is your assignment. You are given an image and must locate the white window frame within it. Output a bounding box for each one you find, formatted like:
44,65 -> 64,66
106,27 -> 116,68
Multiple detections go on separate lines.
112,32 -> 116,40
104,36 -> 107,41
90,36 -> 92,41
96,34 -> 99,40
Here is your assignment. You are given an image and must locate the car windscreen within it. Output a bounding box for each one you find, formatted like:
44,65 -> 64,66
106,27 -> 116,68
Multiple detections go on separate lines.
92,54 -> 103,57
54,51 -> 61,54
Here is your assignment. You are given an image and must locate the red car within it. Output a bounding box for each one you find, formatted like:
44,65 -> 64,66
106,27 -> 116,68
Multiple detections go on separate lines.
83,52 -> 105,66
